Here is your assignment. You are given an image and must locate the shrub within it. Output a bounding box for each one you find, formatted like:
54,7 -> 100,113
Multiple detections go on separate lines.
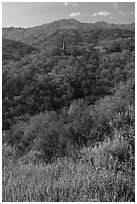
3,130 -> 135,202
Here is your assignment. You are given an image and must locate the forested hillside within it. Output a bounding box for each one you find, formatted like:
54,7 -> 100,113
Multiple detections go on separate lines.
2,19 -> 135,202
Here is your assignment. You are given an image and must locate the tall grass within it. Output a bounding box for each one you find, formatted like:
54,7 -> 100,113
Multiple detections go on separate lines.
3,129 -> 134,202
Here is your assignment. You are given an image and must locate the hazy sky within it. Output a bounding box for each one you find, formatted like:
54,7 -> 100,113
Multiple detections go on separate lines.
2,2 -> 135,28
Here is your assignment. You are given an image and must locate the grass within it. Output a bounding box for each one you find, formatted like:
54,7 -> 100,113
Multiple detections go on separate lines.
2,130 -> 135,202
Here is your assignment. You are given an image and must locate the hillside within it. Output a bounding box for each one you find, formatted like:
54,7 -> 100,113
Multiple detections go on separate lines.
2,19 -> 135,202
2,19 -> 135,49
2,39 -> 37,64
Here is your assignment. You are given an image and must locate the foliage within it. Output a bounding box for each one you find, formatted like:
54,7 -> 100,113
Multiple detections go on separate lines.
2,19 -> 135,202
3,127 -> 134,202
2,39 -> 36,64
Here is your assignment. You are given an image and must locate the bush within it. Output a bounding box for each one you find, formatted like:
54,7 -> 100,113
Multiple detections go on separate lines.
3,129 -> 135,202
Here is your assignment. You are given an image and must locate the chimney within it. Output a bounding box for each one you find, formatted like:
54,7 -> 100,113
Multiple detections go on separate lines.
63,41 -> 65,50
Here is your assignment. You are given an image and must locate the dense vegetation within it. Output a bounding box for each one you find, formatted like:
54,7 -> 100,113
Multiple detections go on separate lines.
2,19 -> 135,202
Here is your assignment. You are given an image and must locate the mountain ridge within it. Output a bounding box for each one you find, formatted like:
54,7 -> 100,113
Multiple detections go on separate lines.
2,19 -> 135,51
3,18 -> 135,29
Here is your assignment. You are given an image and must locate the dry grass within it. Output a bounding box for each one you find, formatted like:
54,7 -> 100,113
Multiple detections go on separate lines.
3,131 -> 135,202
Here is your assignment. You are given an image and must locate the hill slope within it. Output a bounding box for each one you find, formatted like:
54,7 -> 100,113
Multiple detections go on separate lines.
2,39 -> 37,63
2,19 -> 135,49
2,18 -> 135,202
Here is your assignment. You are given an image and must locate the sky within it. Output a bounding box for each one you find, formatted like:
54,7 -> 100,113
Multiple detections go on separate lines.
2,2 -> 135,28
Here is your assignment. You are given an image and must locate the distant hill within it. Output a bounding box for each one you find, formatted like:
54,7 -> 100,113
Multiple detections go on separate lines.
2,39 -> 37,63
2,19 -> 135,50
